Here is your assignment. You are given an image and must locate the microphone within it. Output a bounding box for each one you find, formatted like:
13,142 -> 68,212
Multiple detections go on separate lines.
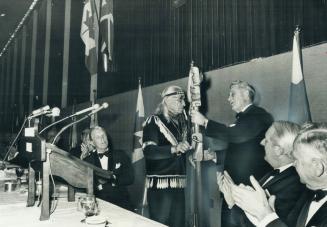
45,107 -> 61,117
39,104 -> 101,135
51,102 -> 109,145
31,105 -> 50,116
74,104 -> 100,116
88,102 -> 109,115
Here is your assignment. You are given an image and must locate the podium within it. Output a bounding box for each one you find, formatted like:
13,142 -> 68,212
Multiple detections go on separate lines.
22,120 -> 114,220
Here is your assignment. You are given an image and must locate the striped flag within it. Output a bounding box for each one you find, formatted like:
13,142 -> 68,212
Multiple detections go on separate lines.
100,0 -> 114,72
132,80 -> 145,163
80,0 -> 99,75
288,28 -> 311,124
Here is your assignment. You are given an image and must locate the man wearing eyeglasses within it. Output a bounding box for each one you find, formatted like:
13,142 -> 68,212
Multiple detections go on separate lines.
191,80 -> 273,227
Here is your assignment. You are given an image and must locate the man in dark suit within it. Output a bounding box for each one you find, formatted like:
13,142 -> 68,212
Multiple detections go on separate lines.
231,125 -> 327,227
219,121 -> 307,226
191,80 -> 273,227
84,126 -> 134,211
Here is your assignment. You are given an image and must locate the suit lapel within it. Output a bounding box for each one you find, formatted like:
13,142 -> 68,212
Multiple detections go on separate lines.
108,151 -> 114,171
259,172 -> 273,185
306,200 -> 327,226
296,199 -> 312,227
262,167 -> 295,188
93,151 -> 102,168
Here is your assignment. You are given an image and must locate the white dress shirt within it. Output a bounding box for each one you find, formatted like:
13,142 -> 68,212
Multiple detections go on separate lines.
241,103 -> 253,112
99,155 -> 108,170
258,188 -> 327,227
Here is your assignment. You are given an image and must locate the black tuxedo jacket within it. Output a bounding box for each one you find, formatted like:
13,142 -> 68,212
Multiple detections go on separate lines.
267,194 -> 327,227
241,167 -> 307,227
83,149 -> 134,210
205,104 -> 273,185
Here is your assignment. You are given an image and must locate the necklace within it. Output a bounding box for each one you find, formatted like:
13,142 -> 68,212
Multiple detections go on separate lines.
170,116 -> 187,141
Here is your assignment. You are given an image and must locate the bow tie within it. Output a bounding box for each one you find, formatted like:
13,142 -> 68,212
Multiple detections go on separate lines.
312,190 -> 327,202
269,169 -> 280,177
98,151 -> 110,159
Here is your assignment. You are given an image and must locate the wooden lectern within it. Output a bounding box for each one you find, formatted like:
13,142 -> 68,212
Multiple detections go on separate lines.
23,120 -> 114,220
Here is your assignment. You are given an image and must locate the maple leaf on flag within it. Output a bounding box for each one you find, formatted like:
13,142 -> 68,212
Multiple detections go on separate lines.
132,80 -> 145,163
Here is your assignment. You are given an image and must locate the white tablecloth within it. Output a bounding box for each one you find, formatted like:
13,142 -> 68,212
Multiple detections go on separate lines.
0,190 -> 166,227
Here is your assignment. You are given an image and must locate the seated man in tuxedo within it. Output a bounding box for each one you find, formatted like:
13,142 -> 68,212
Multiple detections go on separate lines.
230,123 -> 327,227
218,121 -> 307,226
84,126 -> 134,211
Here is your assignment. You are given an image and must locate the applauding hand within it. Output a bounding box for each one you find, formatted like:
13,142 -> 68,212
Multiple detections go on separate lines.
217,171 -> 235,208
231,176 -> 276,221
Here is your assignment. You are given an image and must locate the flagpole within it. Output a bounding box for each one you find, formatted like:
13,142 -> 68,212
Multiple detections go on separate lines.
188,62 -> 204,227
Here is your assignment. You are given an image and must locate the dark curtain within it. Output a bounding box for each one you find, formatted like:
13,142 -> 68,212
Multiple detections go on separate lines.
96,0 -> 327,98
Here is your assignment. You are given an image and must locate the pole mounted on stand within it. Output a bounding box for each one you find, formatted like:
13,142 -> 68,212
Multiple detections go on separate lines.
187,61 -> 204,227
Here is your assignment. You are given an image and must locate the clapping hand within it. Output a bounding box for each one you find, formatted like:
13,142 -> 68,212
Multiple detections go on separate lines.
217,171 -> 235,208
231,176 -> 276,221
80,143 -> 93,160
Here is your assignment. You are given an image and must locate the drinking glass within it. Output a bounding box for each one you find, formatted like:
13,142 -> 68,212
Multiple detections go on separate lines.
15,167 -> 25,189
80,195 -> 99,222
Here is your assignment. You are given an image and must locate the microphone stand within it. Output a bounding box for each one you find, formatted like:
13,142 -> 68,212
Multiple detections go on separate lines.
40,105 -> 99,135
39,115 -> 72,135
51,113 -> 92,145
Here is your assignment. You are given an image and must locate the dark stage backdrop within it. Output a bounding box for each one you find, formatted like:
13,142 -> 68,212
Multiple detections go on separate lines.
97,0 -> 327,98
1,0 -> 327,131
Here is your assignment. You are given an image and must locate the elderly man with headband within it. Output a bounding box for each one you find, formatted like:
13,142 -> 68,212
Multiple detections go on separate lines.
142,85 -> 192,227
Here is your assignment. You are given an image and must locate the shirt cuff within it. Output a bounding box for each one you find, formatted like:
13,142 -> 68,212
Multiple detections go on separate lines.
257,213 -> 279,227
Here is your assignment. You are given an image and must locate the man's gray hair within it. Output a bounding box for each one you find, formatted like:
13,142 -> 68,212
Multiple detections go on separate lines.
294,123 -> 327,160
230,80 -> 256,102
89,126 -> 106,140
271,121 -> 300,157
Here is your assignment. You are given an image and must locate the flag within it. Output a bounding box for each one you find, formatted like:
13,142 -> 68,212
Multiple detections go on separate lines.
288,28 -> 311,124
131,80 -> 148,217
80,0 -> 99,75
100,0 -> 114,72
132,80 -> 145,163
